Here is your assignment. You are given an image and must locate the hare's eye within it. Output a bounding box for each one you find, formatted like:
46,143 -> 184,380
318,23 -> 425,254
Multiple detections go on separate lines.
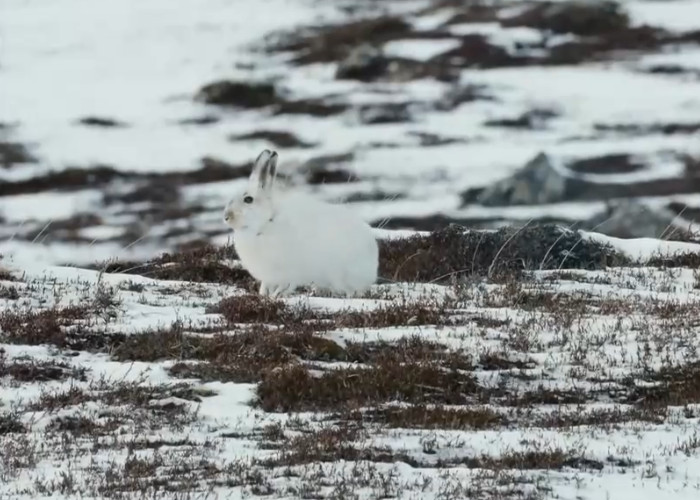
243,195 -> 254,204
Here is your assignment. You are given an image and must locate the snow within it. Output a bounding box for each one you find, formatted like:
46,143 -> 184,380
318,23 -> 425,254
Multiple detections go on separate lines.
3,1 -> 700,494
0,190 -> 104,223
627,0 -> 700,32
4,252 -> 700,498
0,0 -> 338,171
638,46 -> 700,71
384,38 -> 462,61
583,230 -> 700,261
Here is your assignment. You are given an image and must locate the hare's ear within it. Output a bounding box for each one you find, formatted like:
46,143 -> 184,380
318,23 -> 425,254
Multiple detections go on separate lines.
250,149 -> 278,192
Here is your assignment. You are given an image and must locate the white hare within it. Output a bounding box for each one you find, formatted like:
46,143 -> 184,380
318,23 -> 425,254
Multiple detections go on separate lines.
223,149 -> 378,297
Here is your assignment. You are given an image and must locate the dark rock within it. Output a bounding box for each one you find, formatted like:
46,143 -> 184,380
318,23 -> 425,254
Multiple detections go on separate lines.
178,115 -> 220,126
435,84 -> 493,111
0,165 -> 122,196
585,200 -> 691,240
77,116 -> 127,128
387,58 -> 460,83
274,17 -> 457,82
303,153 -> 358,184
684,156 -> 700,176
336,44 -> 389,82
274,99 -> 348,117
567,154 -> 644,174
103,180 -> 181,206
594,122 -> 700,136
194,157 -> 253,182
434,35 -> 524,68
502,1 -> 630,36
476,153 -> 568,206
485,109 -> 558,129
668,202 -> 700,224
407,131 -> 463,147
644,64 -> 690,75
676,29 -> 700,44
0,141 -> 36,168
359,103 -> 413,124
306,168 -> 359,185
443,4 -> 501,25
460,187 -> 486,206
372,214 -> 494,232
473,152 -> 700,208
230,130 -> 315,149
0,158 -> 254,197
23,213 -> 106,244
196,81 -> 278,108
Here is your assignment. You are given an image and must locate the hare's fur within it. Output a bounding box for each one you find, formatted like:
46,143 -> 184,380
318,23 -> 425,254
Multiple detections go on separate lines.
224,150 -> 378,297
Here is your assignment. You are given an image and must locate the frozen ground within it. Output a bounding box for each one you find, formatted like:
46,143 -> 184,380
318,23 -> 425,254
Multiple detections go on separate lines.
2,228 -> 700,499
2,0 -> 700,265
2,3 -> 700,497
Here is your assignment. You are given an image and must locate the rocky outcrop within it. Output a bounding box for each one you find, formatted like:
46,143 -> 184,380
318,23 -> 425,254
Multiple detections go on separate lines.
472,152 -> 700,207
585,201 -> 692,240
476,153 -> 568,206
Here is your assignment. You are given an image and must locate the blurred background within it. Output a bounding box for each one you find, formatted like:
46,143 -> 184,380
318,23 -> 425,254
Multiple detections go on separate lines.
2,0 -> 700,267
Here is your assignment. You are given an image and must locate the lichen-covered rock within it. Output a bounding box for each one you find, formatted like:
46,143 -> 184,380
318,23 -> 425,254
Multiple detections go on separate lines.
476,153 -> 568,206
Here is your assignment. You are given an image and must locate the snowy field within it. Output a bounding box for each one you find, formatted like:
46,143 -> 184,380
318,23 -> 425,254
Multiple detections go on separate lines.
3,0 -> 700,499
3,228 -> 700,499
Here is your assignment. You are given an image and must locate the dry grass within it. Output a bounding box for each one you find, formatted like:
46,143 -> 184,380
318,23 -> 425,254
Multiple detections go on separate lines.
359,405 -> 505,430
3,221 -> 700,499
0,355 -> 88,382
379,225 -> 628,283
256,361 -> 479,412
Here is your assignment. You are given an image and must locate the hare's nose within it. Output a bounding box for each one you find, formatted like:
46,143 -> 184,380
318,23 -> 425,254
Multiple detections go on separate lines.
224,211 -> 234,222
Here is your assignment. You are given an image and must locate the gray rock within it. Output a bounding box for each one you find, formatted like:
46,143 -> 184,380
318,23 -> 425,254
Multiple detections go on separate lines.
196,80 -> 278,108
0,141 -> 36,168
585,200 -> 691,240
358,102 -> 413,124
477,153 -> 568,206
